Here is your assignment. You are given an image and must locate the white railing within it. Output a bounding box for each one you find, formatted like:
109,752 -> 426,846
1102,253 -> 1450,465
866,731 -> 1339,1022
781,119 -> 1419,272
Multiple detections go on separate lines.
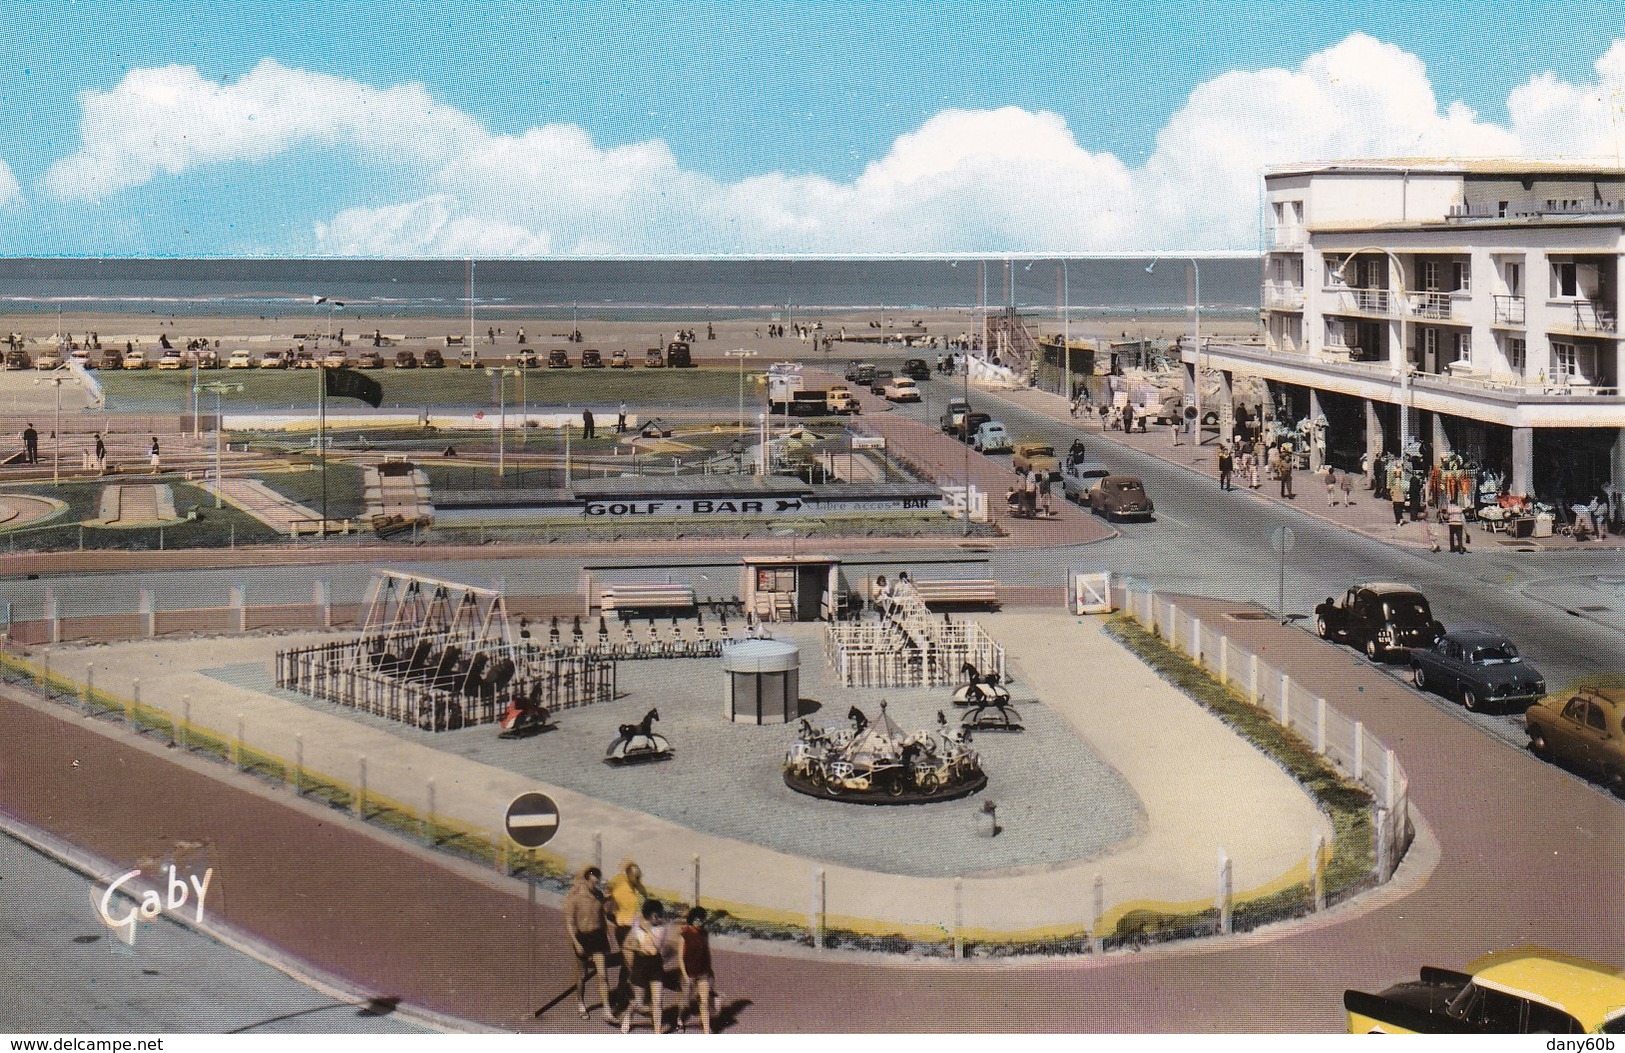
1261,282 -> 1305,311
1110,583 -> 1413,883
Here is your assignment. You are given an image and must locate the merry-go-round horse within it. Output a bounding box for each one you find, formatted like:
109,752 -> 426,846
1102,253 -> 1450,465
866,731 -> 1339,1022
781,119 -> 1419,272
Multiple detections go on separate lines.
606,707 -> 672,764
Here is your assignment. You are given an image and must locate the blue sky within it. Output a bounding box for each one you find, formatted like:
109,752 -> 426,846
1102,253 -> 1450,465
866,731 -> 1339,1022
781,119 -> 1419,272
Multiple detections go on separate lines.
1,1 -> 1622,256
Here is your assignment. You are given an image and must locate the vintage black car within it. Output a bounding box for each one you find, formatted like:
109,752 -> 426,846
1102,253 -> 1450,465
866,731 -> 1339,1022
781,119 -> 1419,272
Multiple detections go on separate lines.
393,349 -> 419,368
581,349 -> 604,368
1316,582 -> 1444,661
1410,631 -> 1546,711
548,348 -> 572,368
901,357 -> 931,381
1088,476 -> 1154,520
421,348 -> 445,369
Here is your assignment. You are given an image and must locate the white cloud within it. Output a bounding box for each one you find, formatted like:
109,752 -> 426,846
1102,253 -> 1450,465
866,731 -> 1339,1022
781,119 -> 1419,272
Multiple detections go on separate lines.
37,34 -> 1625,253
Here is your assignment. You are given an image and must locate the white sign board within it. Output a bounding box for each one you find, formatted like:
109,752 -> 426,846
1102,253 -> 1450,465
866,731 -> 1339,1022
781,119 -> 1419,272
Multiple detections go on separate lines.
1072,571 -> 1115,615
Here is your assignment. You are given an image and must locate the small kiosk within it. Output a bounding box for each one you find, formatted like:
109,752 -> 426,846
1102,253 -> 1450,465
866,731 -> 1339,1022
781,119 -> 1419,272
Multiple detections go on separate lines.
742,554 -> 847,622
723,639 -> 800,724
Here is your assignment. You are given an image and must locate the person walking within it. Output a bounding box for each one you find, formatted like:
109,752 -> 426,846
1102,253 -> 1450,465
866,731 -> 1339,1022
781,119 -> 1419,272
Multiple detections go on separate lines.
94,433 -> 106,472
620,899 -> 670,1033
1391,468 -> 1409,526
582,407 -> 595,440
1408,471 -> 1425,522
1122,404 -> 1135,435
563,866 -> 618,1023
1340,469 -> 1355,506
1278,446 -> 1295,499
21,423 -> 37,464
605,860 -> 648,1011
1446,500 -> 1467,553
617,401 -> 627,434
1038,471 -> 1053,516
148,436 -> 161,475
1217,443 -> 1234,491
677,907 -> 719,1034
1326,468 -> 1341,507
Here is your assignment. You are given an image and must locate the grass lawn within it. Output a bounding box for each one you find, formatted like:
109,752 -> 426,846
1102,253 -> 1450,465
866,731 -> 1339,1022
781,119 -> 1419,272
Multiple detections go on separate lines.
98,366 -> 741,412
254,464 -> 367,521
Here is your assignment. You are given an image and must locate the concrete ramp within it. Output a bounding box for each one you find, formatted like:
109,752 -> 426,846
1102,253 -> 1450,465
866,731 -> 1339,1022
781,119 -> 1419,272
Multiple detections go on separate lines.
94,484 -> 178,526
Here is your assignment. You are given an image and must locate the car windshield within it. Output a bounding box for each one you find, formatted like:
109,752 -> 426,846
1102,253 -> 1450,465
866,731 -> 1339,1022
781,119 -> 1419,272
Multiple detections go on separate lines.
1112,481 -> 1139,492
1470,644 -> 1520,665
1382,597 -> 1431,624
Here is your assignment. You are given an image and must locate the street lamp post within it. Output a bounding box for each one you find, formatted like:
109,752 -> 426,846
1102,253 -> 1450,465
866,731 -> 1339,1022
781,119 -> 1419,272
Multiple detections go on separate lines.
194,381 -> 243,507
1145,258 -> 1202,441
486,367 -> 521,479
36,375 -> 64,487
1060,258 -> 1071,403
724,349 -> 757,435
1335,247 -> 1413,450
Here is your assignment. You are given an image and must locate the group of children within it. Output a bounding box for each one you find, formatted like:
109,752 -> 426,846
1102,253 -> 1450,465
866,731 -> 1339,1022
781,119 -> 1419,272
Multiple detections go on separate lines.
563,861 -> 722,1034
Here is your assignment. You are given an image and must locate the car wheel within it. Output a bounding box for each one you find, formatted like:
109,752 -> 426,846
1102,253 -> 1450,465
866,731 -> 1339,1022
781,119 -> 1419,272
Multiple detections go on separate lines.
1364,637 -> 1382,661
1413,664 -> 1427,691
1529,730 -> 1549,757
1609,769 -> 1625,799
1314,615 -> 1330,640
1461,686 -> 1480,712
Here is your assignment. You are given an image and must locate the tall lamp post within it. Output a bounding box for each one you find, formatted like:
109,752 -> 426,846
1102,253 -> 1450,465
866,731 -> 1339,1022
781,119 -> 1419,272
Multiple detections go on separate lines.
35,374 -> 65,487
486,367 -> 522,479
195,381 -> 244,507
1145,258 -> 1202,441
724,349 -> 757,434
1060,258 -> 1071,404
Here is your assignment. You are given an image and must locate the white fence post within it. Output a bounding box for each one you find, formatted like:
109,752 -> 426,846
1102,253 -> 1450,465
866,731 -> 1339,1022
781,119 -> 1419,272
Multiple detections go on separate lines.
1315,697 -> 1327,755
355,755 -> 367,818
44,588 -> 61,644
293,733 -> 304,795
234,712 -> 245,768
953,877 -> 964,959
1091,874 -> 1105,954
692,854 -> 702,908
810,866 -> 826,949
1311,832 -> 1326,911
140,588 -> 156,639
424,778 -> 436,844
1249,652 -> 1259,703
1216,850 -> 1233,935
1191,618 -> 1203,667
178,694 -> 189,750
231,584 -> 247,632
1353,721 -> 1365,781
1278,673 -> 1291,725
1375,806 -> 1389,879
593,831 -> 603,874
1218,635 -> 1229,688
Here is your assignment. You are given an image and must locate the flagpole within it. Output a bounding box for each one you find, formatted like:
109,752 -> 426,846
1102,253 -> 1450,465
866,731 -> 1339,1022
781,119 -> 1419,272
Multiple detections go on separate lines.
319,365 -> 328,535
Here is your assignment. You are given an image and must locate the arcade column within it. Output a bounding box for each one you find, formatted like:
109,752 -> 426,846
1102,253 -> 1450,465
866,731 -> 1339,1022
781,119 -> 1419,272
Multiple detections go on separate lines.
1218,369 -> 1235,445
1512,427 -> 1534,497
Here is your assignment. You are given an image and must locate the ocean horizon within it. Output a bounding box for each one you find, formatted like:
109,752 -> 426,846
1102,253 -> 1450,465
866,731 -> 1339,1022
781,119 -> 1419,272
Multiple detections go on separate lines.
0,256 -> 1262,319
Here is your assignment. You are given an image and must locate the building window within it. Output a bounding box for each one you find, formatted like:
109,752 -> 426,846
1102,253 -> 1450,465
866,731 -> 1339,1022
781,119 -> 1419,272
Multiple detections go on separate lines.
1423,261 -> 1441,291
1504,261 -> 1522,296
1554,261 -> 1578,297
1453,333 -> 1471,363
1497,200 -> 1509,218
1454,261 -> 1470,292
1508,337 -> 1526,372
1553,341 -> 1575,376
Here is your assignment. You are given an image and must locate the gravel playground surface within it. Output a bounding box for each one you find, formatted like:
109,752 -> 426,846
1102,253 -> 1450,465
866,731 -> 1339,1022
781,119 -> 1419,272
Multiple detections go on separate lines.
205,621 -> 1144,878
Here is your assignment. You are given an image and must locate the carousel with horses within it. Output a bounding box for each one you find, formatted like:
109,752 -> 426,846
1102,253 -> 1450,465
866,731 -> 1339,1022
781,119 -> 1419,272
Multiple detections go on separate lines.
782,701 -> 986,804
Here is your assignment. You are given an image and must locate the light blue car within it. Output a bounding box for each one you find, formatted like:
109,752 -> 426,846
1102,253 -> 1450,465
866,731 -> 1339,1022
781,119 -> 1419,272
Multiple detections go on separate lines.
972,421 -> 1012,453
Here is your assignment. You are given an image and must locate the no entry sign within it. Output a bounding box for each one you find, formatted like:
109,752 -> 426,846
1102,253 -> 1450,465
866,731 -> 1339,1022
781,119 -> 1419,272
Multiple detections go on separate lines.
504,791 -> 561,848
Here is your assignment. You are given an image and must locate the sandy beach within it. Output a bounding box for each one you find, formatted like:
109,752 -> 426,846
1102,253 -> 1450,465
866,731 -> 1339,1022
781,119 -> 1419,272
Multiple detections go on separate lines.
1,308 -> 1260,358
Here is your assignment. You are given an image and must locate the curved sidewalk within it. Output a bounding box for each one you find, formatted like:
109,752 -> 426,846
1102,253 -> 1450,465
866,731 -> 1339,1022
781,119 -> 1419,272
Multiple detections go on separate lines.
37,609 -> 1325,941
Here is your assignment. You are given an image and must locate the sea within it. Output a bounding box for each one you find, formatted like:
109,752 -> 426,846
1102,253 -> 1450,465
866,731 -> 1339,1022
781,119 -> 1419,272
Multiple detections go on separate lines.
0,257 -> 1260,320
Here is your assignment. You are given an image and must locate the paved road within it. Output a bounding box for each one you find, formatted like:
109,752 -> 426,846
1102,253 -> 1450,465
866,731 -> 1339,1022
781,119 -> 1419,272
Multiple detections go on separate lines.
2,599 -> 1619,1034
0,827 -> 424,1034
873,378 -> 1625,765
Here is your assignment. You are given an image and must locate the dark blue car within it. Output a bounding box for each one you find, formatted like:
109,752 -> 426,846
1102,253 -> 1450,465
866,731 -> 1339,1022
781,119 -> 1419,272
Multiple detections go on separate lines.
1410,631 -> 1546,712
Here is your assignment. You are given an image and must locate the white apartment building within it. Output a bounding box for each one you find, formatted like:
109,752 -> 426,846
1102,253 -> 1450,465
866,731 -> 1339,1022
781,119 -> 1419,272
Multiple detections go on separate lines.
1208,161 -> 1624,504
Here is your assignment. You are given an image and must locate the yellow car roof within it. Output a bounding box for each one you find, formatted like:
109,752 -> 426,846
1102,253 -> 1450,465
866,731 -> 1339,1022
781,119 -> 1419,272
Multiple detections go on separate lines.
1469,947 -> 1625,1029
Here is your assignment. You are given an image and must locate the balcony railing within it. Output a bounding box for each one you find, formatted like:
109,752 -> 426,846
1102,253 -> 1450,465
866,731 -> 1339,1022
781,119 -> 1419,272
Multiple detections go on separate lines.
1568,299 -> 1617,333
1261,283 -> 1304,310
1410,292 -> 1457,321
1326,287 -> 1392,315
1268,227 -> 1306,250
1446,200 -> 1625,221
1493,295 -> 1526,325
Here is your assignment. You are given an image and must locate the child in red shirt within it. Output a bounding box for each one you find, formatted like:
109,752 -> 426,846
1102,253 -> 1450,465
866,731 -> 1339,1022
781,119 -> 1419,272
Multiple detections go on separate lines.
678,907 -> 719,1034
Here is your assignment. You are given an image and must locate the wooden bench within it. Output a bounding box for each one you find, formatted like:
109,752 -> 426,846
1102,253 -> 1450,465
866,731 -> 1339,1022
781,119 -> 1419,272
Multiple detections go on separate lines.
600,582 -> 696,614
907,579 -> 999,610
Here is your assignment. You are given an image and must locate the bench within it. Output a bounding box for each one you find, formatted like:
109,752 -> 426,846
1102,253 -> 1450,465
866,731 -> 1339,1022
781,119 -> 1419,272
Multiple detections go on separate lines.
600,582 -> 696,614
907,579 -> 1000,610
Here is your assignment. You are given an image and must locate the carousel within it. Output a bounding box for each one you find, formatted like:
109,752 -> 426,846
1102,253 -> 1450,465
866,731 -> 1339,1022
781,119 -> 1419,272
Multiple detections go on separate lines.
782,701 -> 987,804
